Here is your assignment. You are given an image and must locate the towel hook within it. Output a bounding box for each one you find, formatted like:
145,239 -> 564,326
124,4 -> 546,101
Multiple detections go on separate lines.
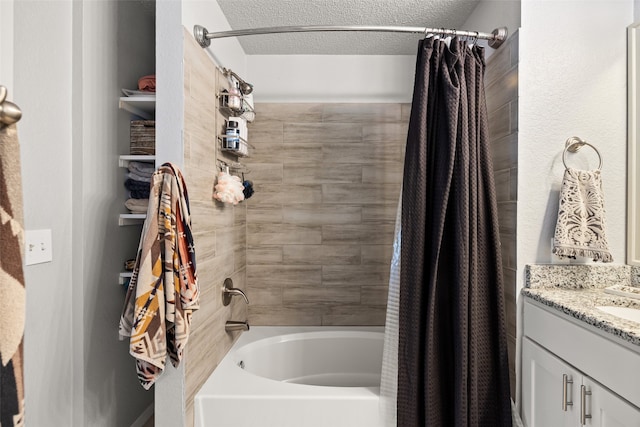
562,136 -> 603,170
0,86 -> 22,128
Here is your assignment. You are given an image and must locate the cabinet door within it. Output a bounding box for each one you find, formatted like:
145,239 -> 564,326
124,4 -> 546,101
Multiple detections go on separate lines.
582,377 -> 640,427
522,338 -> 580,427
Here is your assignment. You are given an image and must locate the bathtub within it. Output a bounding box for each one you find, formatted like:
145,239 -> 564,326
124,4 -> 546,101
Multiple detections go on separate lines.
194,326 -> 385,427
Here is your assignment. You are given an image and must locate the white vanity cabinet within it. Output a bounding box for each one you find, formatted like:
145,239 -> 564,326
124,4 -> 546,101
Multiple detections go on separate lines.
523,338 -> 640,426
522,300 -> 640,427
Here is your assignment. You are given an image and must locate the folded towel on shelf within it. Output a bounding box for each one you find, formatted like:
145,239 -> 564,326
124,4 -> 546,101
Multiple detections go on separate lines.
124,178 -> 150,199
127,171 -> 151,183
119,162 -> 198,390
137,74 -> 156,92
552,167 -> 612,262
125,198 -> 149,214
128,161 -> 155,176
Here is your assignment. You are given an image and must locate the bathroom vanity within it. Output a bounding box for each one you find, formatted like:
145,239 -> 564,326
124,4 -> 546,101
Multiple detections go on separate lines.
521,266 -> 640,427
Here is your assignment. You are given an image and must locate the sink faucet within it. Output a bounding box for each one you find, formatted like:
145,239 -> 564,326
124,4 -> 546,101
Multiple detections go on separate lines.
225,320 -> 250,332
222,277 -> 249,306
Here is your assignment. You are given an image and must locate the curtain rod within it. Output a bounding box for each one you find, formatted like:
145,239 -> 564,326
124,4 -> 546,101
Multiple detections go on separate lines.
193,25 -> 508,50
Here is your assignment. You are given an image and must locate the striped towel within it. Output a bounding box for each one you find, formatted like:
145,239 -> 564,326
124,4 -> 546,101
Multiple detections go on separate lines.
0,124 -> 26,426
119,163 -> 199,390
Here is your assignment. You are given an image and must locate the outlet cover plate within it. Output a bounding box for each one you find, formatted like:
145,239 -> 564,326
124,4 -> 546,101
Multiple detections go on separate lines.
25,229 -> 53,265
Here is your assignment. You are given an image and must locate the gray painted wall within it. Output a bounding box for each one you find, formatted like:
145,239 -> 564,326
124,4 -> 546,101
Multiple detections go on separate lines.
10,0 -> 155,425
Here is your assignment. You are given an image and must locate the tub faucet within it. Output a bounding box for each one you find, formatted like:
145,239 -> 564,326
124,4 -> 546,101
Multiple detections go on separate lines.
225,320 -> 250,332
222,277 -> 249,306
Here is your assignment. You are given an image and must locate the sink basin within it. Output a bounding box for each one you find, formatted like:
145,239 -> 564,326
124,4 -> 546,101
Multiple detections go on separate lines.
596,306 -> 640,323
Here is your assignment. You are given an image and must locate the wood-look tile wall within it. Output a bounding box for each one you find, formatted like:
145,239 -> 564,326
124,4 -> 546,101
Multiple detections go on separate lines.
485,31 -> 519,398
245,103 -> 408,326
182,30 -> 247,426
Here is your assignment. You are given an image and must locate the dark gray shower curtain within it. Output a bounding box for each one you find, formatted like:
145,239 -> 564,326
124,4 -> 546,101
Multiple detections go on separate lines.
397,37 -> 512,426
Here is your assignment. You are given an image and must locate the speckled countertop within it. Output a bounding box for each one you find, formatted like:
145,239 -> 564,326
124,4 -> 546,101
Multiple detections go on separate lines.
523,264 -> 640,347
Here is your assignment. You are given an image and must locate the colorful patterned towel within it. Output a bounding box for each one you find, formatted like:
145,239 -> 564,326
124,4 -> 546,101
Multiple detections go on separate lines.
0,124 -> 26,426
553,167 -> 612,262
119,163 -> 199,390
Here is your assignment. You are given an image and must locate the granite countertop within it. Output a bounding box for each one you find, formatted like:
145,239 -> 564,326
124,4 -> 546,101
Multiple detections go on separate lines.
523,264 -> 640,347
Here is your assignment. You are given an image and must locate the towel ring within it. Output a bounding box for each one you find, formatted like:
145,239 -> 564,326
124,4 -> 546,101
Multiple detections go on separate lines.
562,136 -> 602,170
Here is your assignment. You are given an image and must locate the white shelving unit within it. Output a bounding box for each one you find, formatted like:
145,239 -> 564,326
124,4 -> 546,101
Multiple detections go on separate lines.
119,95 -> 156,120
118,213 -> 147,226
119,271 -> 133,285
118,96 -> 156,284
119,155 -> 154,226
119,154 -> 156,168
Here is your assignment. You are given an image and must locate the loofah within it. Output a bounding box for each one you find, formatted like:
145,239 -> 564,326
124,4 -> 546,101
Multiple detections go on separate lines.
213,171 -> 245,205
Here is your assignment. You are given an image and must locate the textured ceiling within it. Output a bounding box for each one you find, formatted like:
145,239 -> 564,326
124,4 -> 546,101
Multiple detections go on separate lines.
216,0 -> 480,55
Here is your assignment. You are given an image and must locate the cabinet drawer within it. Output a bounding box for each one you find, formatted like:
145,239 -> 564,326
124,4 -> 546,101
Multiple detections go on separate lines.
524,300 -> 640,407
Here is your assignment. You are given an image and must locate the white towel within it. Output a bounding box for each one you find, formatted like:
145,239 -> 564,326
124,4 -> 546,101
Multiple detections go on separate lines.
552,167 -> 612,262
128,161 -> 155,176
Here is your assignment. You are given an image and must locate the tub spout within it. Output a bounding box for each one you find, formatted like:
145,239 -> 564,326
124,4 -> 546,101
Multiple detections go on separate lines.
222,278 -> 249,306
225,320 -> 250,332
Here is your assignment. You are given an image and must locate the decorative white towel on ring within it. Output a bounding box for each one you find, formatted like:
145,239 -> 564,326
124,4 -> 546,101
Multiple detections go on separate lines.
552,167 -> 612,262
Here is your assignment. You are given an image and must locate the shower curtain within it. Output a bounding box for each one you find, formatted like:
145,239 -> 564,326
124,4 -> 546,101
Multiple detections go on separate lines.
383,37 -> 512,426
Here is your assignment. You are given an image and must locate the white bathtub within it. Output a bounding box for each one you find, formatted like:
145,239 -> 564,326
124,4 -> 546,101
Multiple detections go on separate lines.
194,326 -> 385,427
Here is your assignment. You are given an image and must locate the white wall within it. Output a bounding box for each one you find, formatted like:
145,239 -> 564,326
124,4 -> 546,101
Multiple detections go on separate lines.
182,0 -> 247,75
518,0 -> 631,272
247,55 -> 416,103
0,0 -> 14,91
78,1 -> 156,426
461,0 -> 522,58
517,0 -> 633,409
8,1 -> 156,425
13,1 -> 75,425
245,0 -> 522,103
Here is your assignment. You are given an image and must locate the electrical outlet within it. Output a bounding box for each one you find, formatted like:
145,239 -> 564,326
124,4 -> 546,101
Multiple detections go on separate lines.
25,229 -> 53,265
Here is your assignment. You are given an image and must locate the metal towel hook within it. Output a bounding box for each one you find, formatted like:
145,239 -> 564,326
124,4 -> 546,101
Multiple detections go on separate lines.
562,136 -> 603,170
0,86 -> 22,128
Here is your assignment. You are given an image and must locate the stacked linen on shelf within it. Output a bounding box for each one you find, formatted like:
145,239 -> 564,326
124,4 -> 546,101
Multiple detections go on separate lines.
124,161 -> 155,212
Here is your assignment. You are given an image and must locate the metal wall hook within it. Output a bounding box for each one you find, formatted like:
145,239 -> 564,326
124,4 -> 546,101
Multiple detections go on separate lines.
0,86 -> 22,128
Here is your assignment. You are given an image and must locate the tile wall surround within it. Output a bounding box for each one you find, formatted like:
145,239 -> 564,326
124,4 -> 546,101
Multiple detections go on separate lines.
182,30 -> 247,426
485,30 -> 518,397
245,103 -> 409,326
